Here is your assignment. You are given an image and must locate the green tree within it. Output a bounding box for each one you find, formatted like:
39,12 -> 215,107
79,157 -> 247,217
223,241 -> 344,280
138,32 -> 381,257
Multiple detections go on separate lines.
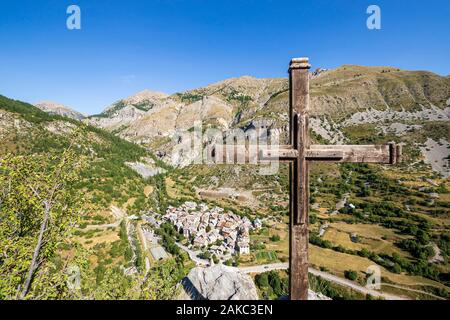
139,260 -> 183,300
0,142 -> 86,299
268,271 -> 283,296
255,273 -> 269,288
270,235 -> 281,242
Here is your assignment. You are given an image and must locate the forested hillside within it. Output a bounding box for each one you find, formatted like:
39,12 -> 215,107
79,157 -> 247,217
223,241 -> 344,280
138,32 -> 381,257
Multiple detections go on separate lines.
0,95 -> 185,299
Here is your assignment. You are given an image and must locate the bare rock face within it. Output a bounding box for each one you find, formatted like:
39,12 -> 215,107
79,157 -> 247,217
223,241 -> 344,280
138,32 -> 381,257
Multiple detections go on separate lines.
88,90 -> 171,132
180,264 -> 259,300
115,89 -> 169,107
125,158 -> 167,178
179,264 -> 331,301
89,105 -> 147,130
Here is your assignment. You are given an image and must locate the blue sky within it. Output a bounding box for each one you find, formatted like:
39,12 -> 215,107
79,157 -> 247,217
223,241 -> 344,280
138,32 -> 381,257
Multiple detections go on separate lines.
0,0 -> 449,115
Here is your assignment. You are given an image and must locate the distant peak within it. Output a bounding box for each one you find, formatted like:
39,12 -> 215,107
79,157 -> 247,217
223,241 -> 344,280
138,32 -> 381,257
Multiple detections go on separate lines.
126,89 -> 168,100
207,75 -> 282,89
34,101 -> 85,120
101,89 -> 170,114
337,65 -> 401,72
119,89 -> 169,105
36,100 -> 71,111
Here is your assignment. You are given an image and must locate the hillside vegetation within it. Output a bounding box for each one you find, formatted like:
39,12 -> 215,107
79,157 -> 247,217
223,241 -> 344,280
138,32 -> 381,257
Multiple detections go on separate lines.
0,95 -> 185,299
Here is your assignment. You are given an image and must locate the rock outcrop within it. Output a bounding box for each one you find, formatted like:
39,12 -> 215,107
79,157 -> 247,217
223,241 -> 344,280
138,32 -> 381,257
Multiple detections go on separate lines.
178,264 -> 331,300
307,290 -> 332,300
125,157 -> 167,178
179,264 -> 259,300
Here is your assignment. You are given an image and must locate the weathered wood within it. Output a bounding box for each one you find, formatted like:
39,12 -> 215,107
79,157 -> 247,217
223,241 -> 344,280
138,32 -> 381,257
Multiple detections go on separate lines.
388,142 -> 403,165
259,147 -> 299,161
261,148 -> 345,161
396,144 -> 403,164
389,142 -> 397,165
261,144 -> 396,163
306,150 -> 344,160
214,143 -> 399,165
308,144 -> 393,163
289,58 -> 310,300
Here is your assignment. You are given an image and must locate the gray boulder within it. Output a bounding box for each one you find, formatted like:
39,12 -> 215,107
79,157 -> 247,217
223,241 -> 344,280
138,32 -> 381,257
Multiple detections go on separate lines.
180,264 -> 259,300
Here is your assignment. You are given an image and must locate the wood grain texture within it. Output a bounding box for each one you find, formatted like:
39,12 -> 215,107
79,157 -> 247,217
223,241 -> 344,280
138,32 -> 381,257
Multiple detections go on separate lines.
308,144 -> 393,163
289,64 -> 310,300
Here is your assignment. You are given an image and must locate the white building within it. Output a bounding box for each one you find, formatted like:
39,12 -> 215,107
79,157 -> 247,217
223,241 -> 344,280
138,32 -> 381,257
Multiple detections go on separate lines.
236,241 -> 250,255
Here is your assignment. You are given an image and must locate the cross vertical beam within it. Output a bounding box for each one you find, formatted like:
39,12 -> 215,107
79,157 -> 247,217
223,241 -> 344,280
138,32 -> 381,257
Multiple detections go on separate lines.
289,58 -> 311,300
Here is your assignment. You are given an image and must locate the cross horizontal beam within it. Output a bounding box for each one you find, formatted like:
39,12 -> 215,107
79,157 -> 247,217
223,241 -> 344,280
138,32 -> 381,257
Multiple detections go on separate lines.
211,142 -> 402,165
260,143 -> 402,164
259,146 -> 343,161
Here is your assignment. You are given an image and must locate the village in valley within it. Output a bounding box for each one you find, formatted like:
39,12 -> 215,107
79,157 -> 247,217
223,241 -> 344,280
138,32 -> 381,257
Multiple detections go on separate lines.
163,202 -> 262,258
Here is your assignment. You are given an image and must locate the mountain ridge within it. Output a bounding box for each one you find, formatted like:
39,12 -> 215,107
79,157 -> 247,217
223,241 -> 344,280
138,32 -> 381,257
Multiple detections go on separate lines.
35,100 -> 86,120
35,65 -> 450,119
28,64 -> 450,176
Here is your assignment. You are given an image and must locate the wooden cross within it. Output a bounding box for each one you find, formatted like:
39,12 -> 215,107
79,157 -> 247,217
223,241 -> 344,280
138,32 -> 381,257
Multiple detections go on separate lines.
259,57 -> 402,300
210,57 -> 402,300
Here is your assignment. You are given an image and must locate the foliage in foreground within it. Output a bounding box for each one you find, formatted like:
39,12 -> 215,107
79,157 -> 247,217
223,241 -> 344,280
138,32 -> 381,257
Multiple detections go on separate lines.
0,138 -> 85,299
0,129 -> 182,300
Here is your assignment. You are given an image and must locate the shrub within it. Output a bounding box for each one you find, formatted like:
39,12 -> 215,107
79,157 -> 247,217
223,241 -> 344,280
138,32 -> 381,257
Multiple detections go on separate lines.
270,235 -> 281,242
344,270 -> 358,281
255,273 -> 269,288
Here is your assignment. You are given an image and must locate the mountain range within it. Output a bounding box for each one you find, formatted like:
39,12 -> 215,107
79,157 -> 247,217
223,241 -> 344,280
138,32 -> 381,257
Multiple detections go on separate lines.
81,65 -> 450,175
27,65 -> 450,177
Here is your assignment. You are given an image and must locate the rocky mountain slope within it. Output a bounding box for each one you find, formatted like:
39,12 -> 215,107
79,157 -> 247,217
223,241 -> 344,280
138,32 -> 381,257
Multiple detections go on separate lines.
0,94 -> 188,300
89,66 -> 450,133
35,100 -> 86,120
87,65 -> 450,176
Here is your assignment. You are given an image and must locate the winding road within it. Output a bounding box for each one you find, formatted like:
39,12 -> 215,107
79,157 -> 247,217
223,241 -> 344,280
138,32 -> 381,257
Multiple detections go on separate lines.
83,206 -> 125,230
175,244 -> 417,300
176,242 -> 209,266
239,263 -> 406,300
239,263 -> 448,300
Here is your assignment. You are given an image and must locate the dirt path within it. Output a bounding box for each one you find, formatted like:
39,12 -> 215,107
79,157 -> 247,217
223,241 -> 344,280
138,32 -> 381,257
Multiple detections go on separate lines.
429,243 -> 445,264
331,193 -> 350,216
82,206 -> 125,230
137,223 -> 151,273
